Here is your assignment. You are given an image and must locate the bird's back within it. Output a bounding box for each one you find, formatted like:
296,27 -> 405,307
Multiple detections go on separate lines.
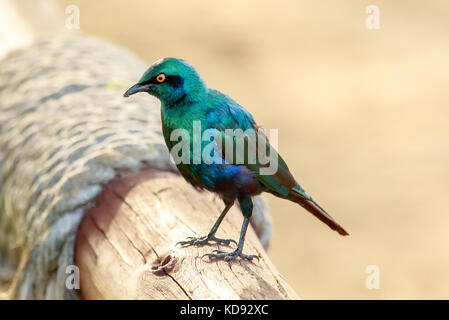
205,89 -> 348,235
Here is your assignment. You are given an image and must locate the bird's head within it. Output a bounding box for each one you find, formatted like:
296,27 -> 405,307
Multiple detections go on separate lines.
124,57 -> 206,105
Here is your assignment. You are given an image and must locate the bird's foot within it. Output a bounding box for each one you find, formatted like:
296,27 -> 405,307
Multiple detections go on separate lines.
203,249 -> 259,262
176,235 -> 237,247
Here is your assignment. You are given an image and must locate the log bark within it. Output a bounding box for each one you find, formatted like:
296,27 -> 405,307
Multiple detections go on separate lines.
75,169 -> 299,300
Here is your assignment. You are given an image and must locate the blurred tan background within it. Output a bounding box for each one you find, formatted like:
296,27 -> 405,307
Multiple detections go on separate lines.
12,0 -> 449,298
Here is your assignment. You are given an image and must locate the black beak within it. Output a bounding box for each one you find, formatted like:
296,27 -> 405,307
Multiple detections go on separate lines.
123,83 -> 152,97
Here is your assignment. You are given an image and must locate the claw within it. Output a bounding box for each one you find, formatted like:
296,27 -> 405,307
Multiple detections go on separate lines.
176,235 -> 237,248
203,249 -> 259,262
239,253 -> 259,261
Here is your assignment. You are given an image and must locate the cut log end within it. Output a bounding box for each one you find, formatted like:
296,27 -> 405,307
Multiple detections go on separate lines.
75,169 -> 299,300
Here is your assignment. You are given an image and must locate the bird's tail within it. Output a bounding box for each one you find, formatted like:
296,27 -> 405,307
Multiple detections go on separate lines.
288,189 -> 349,236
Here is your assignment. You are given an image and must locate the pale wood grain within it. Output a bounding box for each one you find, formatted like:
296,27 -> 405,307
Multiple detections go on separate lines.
75,169 -> 299,300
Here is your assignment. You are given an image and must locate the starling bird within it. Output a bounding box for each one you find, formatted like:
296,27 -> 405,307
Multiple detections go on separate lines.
124,58 -> 348,261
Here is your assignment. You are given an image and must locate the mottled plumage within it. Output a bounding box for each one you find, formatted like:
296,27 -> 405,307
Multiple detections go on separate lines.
124,58 -> 348,261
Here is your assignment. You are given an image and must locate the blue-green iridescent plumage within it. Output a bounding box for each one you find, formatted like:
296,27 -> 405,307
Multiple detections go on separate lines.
124,58 -> 348,261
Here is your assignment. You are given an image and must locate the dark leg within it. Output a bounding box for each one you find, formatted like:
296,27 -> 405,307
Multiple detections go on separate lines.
203,197 -> 259,261
177,199 -> 237,247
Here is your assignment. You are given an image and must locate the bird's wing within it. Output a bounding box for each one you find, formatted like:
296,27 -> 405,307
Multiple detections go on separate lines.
206,97 -> 302,198
206,94 -> 348,236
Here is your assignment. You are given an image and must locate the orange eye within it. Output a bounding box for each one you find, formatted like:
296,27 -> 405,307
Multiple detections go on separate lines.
156,73 -> 166,83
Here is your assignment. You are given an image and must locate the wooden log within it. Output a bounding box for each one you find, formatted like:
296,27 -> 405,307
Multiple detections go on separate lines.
75,169 -> 299,300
